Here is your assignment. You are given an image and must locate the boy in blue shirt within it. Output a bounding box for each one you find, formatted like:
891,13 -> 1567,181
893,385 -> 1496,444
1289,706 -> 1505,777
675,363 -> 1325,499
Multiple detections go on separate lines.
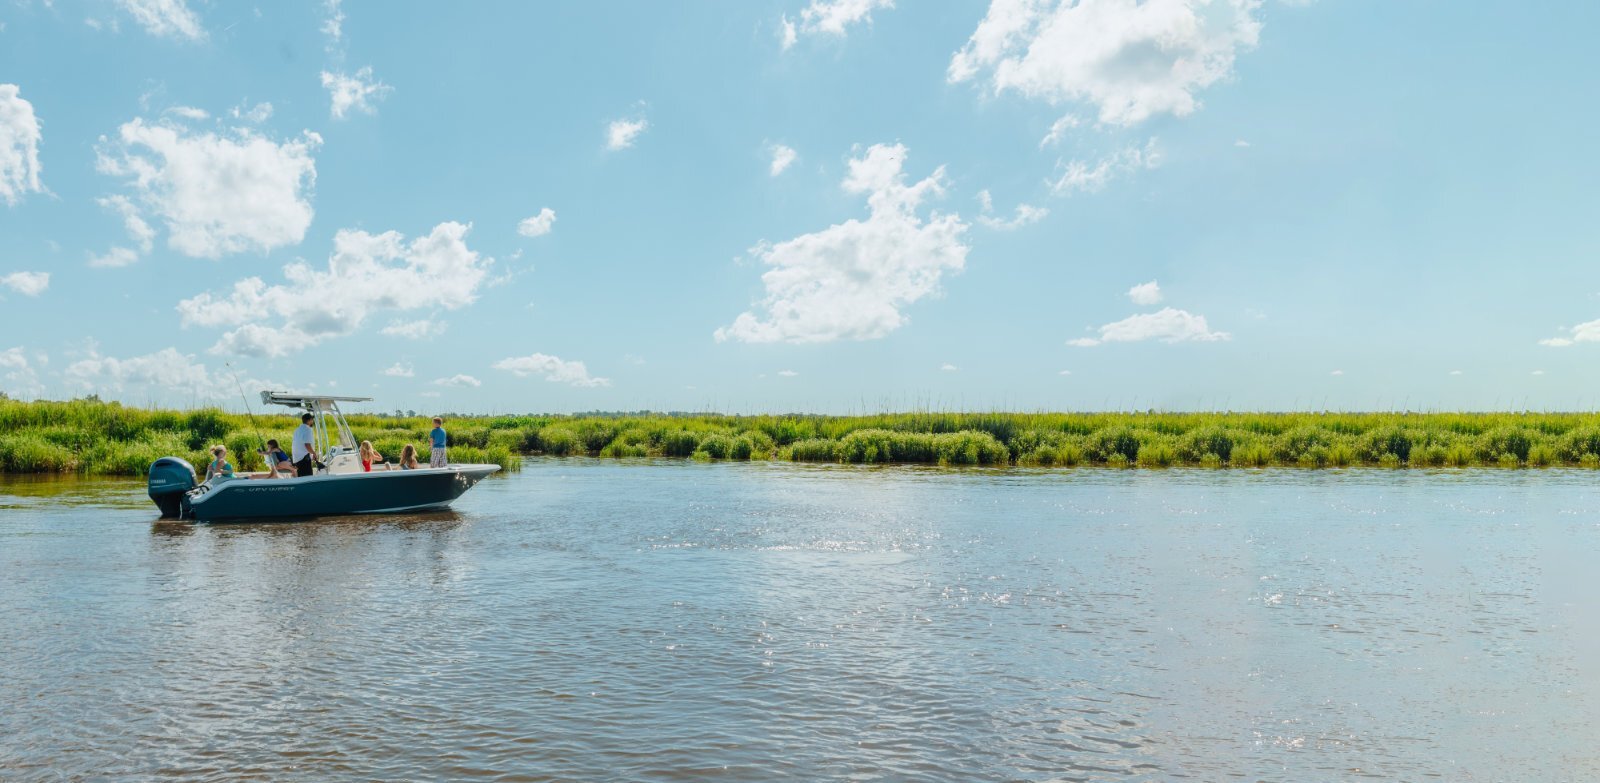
429,417 -> 448,468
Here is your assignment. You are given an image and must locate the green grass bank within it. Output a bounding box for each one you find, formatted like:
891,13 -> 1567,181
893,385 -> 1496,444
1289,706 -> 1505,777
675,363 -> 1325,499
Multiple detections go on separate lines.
7,398 -> 1600,475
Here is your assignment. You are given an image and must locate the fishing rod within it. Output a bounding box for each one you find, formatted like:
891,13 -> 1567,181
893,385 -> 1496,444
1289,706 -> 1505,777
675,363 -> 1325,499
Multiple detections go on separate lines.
225,362 -> 269,459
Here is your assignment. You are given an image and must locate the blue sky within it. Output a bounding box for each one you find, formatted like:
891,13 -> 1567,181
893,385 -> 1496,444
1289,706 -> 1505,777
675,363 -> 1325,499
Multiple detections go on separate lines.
2,0 -> 1598,415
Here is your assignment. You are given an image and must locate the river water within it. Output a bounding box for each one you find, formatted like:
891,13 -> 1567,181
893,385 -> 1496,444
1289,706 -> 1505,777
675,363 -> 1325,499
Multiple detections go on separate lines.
3,460 -> 1599,781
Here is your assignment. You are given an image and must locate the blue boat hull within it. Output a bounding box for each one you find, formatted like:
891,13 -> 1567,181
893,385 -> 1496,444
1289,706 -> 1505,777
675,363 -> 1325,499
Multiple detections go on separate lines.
180,465 -> 499,522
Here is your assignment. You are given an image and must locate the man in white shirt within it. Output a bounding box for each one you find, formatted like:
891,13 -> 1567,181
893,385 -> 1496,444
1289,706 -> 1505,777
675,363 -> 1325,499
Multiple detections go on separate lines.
291,412 -> 318,477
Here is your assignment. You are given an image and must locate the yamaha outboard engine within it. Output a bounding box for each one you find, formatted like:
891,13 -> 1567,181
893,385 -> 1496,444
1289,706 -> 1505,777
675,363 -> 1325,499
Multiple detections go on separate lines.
148,457 -> 197,518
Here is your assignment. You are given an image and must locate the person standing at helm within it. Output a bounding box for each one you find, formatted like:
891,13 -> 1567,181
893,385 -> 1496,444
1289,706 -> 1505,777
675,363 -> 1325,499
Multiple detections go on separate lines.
429,416 -> 448,468
292,412 -> 319,477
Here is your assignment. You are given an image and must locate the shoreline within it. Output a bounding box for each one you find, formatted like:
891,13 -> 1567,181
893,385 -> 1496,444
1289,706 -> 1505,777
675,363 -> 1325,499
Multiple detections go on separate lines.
6,399 -> 1600,474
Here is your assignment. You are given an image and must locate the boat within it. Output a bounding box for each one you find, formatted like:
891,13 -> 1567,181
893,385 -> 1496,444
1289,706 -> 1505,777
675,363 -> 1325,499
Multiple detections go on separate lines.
147,392 -> 500,522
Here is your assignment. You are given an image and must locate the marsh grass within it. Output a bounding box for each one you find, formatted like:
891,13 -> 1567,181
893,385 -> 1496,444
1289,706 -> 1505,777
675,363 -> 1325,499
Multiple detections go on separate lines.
10,398 -> 1600,474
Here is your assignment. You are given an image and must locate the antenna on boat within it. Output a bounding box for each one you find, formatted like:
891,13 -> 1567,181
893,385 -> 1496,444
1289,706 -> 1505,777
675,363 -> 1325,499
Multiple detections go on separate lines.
225,362 -> 269,455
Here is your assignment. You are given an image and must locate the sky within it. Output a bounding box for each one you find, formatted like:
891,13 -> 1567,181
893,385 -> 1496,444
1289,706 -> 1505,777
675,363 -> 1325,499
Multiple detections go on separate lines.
2,0 -> 1599,415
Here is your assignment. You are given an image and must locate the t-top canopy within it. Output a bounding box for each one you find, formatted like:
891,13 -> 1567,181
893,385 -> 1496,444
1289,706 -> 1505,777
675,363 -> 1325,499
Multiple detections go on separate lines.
260,391 -> 374,409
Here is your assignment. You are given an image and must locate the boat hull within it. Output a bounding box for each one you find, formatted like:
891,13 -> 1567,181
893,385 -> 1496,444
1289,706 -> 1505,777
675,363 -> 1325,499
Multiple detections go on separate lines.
181,464 -> 500,522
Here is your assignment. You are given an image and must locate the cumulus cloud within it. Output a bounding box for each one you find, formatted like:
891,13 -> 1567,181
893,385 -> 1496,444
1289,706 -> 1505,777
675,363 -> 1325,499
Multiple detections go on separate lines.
1539,319 -> 1600,347
1127,280 -> 1162,305
117,0 -> 205,41
178,221 -> 494,357
66,346 -> 212,393
716,143 -> 969,344
383,362 -> 415,378
1068,307 -> 1229,347
1,271 -> 48,296
784,0 -> 894,47
0,84 -> 44,206
96,116 -> 321,258
321,67 -> 392,120
0,348 -> 28,370
948,0 -> 1263,127
493,353 -> 611,388
517,208 -> 557,238
0,346 -> 44,396
1050,138 -> 1160,195
432,374 -> 481,388
88,247 -> 140,268
941,363 -> 959,371
976,189 -> 1048,230
98,194 -> 156,252
606,117 -> 648,150
769,143 -> 798,176
777,369 -> 798,377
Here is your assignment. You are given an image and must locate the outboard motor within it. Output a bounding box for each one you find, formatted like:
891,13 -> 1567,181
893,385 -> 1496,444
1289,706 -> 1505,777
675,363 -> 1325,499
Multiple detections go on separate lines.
148,457 -> 197,518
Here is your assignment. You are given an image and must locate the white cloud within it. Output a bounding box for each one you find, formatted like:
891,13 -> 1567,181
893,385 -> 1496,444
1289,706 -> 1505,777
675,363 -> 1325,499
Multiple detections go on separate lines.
606,117 -> 648,151
1,271 -> 48,296
1058,369 -> 1072,375
321,0 -> 345,49
0,347 -> 28,370
0,346 -> 43,397
788,0 -> 894,44
769,143 -> 798,176
432,374 -> 481,388
0,84 -> 44,206
383,362 -> 414,378
321,67 -> 392,120
1050,138 -> 1160,195
88,247 -> 140,268
230,102 -> 274,124
178,221 -> 493,357
1039,114 -> 1080,148
98,194 -> 155,252
66,346 -> 212,393
493,353 -> 611,388
948,0 -> 1262,127
1127,280 -> 1162,305
1235,139 -> 1251,148
1540,318 -> 1600,347
381,319 -> 443,340
97,117 -> 321,258
517,207 -> 557,238
117,0 -> 205,41
976,189 -> 1048,230
1532,370 -> 1545,376
779,15 -> 798,49
1449,370 -> 1462,375
168,106 -> 208,120
716,143 -> 969,344
419,391 -> 441,398
777,369 -> 798,377
1068,307 -> 1229,347
1330,369 -> 1344,376
941,363 -> 959,371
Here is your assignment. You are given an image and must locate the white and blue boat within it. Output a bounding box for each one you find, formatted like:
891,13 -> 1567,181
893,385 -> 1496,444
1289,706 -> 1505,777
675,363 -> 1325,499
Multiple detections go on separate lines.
148,392 -> 499,522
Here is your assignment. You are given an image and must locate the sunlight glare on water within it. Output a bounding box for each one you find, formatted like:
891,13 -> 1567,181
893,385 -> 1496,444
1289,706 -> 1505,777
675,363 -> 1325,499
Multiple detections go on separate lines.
3,461 -> 1600,781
